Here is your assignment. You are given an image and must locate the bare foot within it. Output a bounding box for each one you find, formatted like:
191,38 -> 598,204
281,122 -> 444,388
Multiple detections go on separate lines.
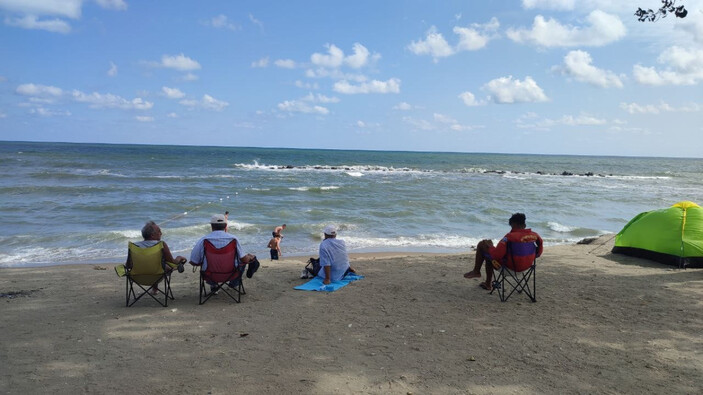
464,271 -> 481,279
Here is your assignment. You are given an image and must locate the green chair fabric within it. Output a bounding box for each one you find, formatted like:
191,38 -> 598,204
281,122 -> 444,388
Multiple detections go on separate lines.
125,241 -> 174,307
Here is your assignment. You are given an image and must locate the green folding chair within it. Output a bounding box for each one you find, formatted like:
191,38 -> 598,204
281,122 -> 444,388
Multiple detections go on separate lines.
121,241 -> 175,307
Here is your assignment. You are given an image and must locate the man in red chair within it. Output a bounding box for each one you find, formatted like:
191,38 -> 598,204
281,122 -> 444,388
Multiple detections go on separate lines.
464,213 -> 543,291
189,214 -> 256,295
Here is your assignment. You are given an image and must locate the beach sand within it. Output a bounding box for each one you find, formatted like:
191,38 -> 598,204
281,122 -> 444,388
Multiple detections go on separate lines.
1,235 -> 702,394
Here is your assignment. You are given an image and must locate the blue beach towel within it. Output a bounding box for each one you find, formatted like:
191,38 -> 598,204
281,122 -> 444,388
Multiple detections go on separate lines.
294,273 -> 364,292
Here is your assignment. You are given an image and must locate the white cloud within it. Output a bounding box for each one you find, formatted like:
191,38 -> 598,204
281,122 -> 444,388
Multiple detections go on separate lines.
249,13 -> 263,30
180,73 -> 199,82
311,44 -> 345,68
135,115 -> 154,122
302,92 -> 340,103
162,86 -> 185,99
295,80 -> 319,90
160,53 -> 201,71
393,102 -> 413,110
557,114 -> 606,126
633,46 -> 703,86
107,61 -> 117,77
1,0 -> 125,33
458,91 -> 485,106
506,10 -> 626,47
5,15 -> 71,33
403,116 -> 436,131
409,20 -> 499,62
179,94 -> 229,111
30,107 -> 70,117
453,26 -> 490,52
72,90 -> 154,110
407,26 -> 455,61
167,112 -> 179,118
455,18 -> 499,51
517,112 -> 607,130
679,14 -> 703,44
620,101 -> 703,114
333,78 -> 401,94
277,100 -> 329,115
434,113 -> 477,131
305,67 -> 367,82
95,0 -> 127,11
356,120 -> 366,128
251,57 -> 269,68
522,0 -> 575,10
274,59 -> 296,69
16,83 -> 63,97
344,43 -> 378,68
208,14 -> 239,30
433,113 -> 457,124
202,95 -> 228,111
483,76 -> 548,104
310,43 -> 379,69
0,0 -> 82,19
554,50 -> 623,88
403,114 -> 477,132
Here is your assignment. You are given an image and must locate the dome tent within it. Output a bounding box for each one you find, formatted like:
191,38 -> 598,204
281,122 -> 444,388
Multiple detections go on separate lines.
612,201 -> 703,268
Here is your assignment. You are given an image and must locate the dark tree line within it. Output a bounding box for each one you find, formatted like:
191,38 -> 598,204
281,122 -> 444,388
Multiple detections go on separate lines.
636,0 -> 688,22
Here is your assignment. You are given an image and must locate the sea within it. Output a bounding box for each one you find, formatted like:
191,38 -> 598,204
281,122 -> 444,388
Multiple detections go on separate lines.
1,141 -> 702,268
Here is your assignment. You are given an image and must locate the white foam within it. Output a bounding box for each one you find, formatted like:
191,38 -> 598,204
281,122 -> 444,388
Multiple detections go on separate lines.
547,222 -> 577,233
346,172 -> 363,177
343,234 -> 483,250
289,186 -> 340,192
110,230 -> 142,239
233,161 -> 425,175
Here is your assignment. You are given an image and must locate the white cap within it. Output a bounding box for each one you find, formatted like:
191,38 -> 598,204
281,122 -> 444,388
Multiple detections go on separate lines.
210,214 -> 227,224
323,225 -> 337,236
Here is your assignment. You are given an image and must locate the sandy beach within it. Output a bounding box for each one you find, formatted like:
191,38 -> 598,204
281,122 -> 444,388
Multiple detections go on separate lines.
1,235 -> 702,394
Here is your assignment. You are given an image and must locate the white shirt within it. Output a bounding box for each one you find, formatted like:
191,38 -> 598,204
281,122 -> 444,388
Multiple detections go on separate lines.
189,230 -> 245,271
317,237 -> 350,282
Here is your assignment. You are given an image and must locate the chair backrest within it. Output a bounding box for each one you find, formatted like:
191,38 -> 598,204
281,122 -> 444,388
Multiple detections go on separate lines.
204,239 -> 239,282
128,241 -> 165,284
506,241 -> 537,272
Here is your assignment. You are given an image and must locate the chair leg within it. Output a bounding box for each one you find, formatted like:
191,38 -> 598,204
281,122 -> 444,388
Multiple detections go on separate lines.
126,277 -> 130,307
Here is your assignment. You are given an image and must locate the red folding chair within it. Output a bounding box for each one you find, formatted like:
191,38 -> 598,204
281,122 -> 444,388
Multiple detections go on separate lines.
198,239 -> 246,305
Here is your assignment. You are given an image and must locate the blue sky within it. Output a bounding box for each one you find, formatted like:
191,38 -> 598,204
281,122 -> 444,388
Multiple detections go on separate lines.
1,0 -> 702,157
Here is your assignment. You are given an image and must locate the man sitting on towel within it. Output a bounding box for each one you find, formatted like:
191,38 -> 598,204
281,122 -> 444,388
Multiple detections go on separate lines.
318,225 -> 356,284
464,213 -> 543,290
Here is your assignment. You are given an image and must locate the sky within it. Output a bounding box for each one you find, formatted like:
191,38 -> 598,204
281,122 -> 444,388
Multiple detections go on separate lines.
1,0 -> 702,157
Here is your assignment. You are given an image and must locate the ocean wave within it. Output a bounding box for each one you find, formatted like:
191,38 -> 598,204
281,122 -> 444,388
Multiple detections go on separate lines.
231,160 -> 672,181
289,186 -> 340,192
543,222 -> 606,237
344,234 -> 482,250
0,245 -> 117,266
547,222 -> 577,233
234,161 -> 425,174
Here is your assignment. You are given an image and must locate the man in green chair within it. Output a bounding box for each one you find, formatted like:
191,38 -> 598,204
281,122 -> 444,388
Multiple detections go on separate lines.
116,221 -> 187,307
126,221 -> 187,294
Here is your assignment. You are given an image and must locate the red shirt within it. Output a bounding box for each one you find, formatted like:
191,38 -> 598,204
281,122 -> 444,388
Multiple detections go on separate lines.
488,228 -> 543,272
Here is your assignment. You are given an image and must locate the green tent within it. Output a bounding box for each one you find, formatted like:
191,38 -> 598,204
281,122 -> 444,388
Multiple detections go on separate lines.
612,201 -> 703,268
